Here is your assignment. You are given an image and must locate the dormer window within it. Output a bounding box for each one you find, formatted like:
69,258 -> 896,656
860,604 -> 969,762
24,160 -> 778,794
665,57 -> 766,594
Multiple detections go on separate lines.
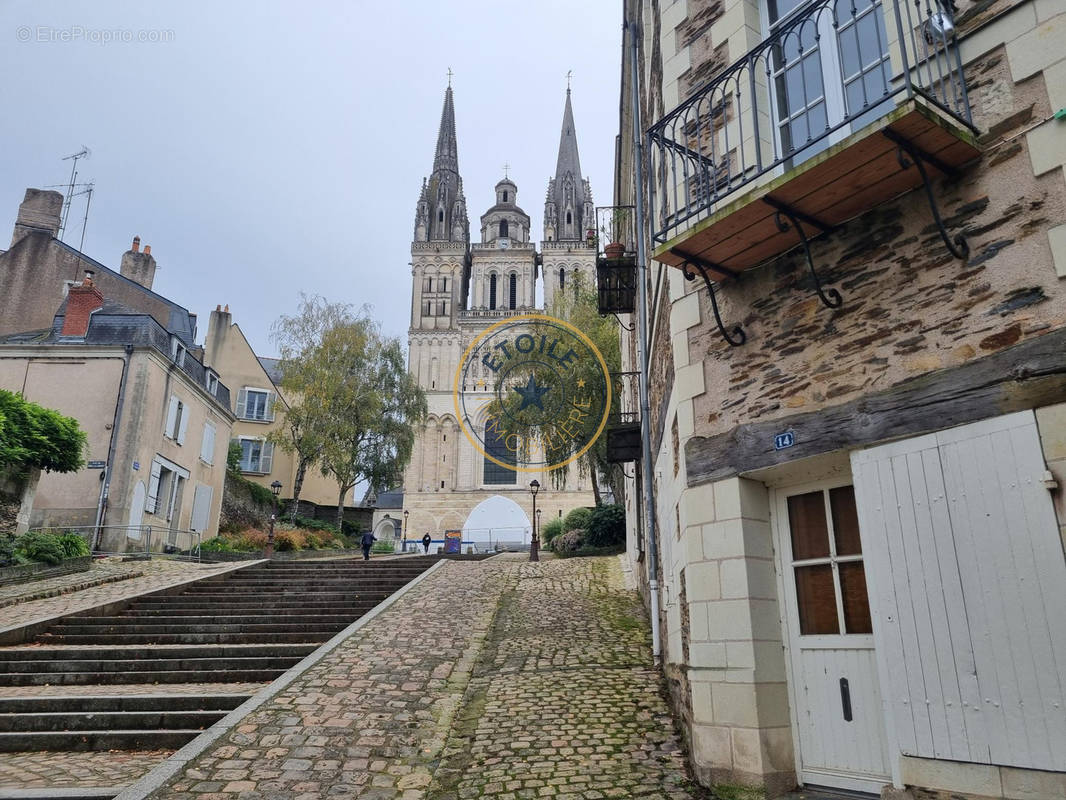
170,337 -> 187,368
206,371 -> 219,395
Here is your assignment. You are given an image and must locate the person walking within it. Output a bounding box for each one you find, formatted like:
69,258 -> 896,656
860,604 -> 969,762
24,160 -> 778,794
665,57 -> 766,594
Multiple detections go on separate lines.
421,532 -> 432,554
360,530 -> 377,561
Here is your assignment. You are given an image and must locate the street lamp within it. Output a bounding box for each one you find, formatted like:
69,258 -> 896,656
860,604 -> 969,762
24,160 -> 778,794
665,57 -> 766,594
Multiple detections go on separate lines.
403,509 -> 409,554
529,479 -> 540,562
266,480 -> 282,559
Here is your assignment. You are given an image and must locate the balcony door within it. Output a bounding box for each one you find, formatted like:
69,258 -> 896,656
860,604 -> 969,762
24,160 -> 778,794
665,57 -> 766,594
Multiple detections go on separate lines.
766,0 -> 894,167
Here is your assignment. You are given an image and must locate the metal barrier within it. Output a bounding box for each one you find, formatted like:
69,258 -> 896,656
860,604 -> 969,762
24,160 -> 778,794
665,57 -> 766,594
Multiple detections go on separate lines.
28,525 -> 202,561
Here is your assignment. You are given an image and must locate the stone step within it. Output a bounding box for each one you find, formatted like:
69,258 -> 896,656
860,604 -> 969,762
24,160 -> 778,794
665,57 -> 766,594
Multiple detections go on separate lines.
0,644 -> 315,661
0,695 -> 247,714
45,621 -> 346,635
0,728 -> 202,752
71,614 -> 358,626
0,668 -> 281,686
165,591 -> 392,601
127,601 -> 379,612
39,631 -> 324,644
0,655 -> 303,675
0,709 -> 225,733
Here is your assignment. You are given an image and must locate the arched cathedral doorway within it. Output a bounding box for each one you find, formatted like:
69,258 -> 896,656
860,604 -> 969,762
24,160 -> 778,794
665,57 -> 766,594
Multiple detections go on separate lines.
462,495 -> 531,551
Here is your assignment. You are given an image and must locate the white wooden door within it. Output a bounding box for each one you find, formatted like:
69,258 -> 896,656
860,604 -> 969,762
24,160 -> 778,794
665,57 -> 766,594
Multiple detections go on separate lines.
852,411 -> 1066,771
775,481 -> 892,792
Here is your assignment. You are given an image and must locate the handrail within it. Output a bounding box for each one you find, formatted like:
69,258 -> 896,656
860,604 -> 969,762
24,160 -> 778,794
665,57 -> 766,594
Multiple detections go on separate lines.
647,0 -> 973,246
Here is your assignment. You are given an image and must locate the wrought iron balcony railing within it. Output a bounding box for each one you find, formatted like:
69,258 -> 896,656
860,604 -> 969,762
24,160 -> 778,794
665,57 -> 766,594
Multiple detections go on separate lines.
647,0 -> 973,247
595,206 -> 638,315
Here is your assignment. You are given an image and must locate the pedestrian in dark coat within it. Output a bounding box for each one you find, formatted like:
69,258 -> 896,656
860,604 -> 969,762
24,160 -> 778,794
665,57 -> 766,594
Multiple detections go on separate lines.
360,530 -> 376,561
422,533 -> 432,554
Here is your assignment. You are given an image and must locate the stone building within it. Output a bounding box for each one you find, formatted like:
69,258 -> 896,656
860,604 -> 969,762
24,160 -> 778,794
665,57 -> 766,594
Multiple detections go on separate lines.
402,86 -> 599,545
0,274 -> 234,550
201,305 -> 349,513
616,0 -> 1066,797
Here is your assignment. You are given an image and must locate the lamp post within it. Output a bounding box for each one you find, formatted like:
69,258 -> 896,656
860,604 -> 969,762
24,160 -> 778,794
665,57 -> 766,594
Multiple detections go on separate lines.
403,509 -> 409,554
536,508 -> 542,553
266,480 -> 282,559
529,479 -> 540,562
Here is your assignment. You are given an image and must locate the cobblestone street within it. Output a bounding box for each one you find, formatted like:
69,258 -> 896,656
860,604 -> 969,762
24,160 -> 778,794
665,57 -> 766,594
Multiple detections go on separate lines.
90,554 -> 704,799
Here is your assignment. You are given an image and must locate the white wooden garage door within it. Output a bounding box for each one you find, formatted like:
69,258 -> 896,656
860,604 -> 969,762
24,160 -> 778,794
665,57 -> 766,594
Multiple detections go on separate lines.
851,410 -> 1066,771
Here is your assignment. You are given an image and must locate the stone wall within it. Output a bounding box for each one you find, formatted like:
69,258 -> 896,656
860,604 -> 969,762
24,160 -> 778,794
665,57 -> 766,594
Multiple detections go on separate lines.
686,42 -> 1066,450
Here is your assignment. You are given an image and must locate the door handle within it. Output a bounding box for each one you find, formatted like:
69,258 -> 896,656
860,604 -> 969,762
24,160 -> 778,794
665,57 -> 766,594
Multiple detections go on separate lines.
840,677 -> 853,722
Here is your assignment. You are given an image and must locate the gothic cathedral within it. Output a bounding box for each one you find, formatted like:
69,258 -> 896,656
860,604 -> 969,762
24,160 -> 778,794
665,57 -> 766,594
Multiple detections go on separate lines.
402,85 -> 597,546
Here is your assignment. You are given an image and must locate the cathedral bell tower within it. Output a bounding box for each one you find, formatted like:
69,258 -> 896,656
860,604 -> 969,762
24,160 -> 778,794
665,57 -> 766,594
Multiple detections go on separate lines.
543,88 -> 596,310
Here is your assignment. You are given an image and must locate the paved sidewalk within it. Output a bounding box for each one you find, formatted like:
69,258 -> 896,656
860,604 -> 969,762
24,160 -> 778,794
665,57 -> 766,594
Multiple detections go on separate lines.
0,558 -> 243,630
0,559 -> 142,608
122,555 -> 706,799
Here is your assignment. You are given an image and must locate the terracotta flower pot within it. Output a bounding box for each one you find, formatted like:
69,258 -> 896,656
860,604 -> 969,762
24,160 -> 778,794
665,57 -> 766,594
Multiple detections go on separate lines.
604,242 -> 625,259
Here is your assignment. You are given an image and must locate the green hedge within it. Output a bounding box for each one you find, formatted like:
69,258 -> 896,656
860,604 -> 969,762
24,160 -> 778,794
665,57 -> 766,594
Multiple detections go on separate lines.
563,507 -> 593,533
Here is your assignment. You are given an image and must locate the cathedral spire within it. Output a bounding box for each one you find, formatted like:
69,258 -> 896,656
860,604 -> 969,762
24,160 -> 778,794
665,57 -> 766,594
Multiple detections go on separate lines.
433,85 -> 460,177
544,88 -> 593,243
414,84 -> 468,244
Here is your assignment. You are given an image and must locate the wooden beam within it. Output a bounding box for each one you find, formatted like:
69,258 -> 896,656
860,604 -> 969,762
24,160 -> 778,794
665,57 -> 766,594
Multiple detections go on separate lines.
684,328 -> 1066,486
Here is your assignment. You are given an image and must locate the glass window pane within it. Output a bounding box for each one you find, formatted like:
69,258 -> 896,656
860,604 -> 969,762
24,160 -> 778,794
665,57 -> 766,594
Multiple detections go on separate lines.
787,491 -> 830,559
807,100 -> 828,137
795,564 -> 839,634
839,562 -> 873,633
801,51 -> 825,104
769,0 -> 808,24
830,485 -> 863,555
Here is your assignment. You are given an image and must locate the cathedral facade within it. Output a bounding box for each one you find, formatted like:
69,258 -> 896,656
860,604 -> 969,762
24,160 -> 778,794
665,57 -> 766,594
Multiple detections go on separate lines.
401,85 -> 597,547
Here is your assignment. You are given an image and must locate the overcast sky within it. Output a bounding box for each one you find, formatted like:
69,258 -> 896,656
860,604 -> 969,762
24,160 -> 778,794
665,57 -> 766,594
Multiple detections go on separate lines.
0,1 -> 623,356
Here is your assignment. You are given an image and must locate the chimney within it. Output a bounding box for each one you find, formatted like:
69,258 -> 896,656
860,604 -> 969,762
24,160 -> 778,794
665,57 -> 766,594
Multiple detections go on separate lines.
119,235 -> 158,290
203,303 -> 233,369
61,271 -> 105,337
10,188 -> 63,248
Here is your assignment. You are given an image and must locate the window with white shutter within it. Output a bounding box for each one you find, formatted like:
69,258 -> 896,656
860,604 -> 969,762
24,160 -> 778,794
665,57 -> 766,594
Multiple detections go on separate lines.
146,461 -> 162,514
200,422 -> 216,464
190,484 -> 213,532
235,388 -> 248,418
176,403 -> 189,445
260,441 -> 274,474
165,396 -> 179,438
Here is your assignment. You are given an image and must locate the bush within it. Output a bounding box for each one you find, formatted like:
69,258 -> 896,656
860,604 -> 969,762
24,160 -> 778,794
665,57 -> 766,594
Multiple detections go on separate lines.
371,539 -> 394,554
273,530 -> 300,551
200,536 -> 236,553
14,531 -> 66,565
585,504 -> 625,548
328,538 -> 347,549
540,517 -> 564,544
56,531 -> 90,558
302,532 -> 323,550
551,529 -> 586,555
291,516 -> 340,535
236,530 -> 268,551
0,530 -> 19,567
563,507 -> 593,533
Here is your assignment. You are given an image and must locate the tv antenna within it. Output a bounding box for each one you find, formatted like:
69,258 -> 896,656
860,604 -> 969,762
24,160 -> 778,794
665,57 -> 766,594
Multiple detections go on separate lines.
59,147 -> 91,241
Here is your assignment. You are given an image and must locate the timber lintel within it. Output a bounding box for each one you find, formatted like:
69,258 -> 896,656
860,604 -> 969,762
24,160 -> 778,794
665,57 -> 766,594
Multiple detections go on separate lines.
683,327 -> 1066,487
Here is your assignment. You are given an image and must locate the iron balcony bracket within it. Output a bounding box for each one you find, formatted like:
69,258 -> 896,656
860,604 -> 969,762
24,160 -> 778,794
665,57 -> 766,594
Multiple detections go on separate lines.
681,258 -> 747,347
599,311 -> 636,331
883,128 -> 970,261
763,197 -> 843,310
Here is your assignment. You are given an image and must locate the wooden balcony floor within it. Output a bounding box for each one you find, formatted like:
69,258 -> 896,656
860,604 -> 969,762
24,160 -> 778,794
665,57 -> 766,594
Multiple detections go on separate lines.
653,96 -> 980,280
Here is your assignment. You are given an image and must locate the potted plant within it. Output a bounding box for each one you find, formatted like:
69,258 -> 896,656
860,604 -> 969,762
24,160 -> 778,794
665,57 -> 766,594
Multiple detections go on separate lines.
600,208 -> 630,259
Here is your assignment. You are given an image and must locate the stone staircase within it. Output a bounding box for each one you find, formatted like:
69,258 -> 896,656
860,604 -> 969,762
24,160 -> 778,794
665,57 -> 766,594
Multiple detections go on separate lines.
0,556 -> 442,753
